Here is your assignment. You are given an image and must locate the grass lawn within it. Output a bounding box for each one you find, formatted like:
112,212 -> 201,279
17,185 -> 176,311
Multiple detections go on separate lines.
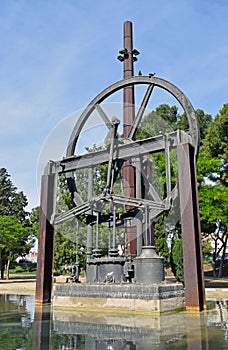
9,262 -> 37,275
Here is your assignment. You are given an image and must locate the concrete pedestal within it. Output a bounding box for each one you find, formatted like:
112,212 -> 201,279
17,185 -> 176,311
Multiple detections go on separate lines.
53,282 -> 185,314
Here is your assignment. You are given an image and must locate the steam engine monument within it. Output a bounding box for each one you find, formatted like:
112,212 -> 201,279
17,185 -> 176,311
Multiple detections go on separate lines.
35,21 -> 205,312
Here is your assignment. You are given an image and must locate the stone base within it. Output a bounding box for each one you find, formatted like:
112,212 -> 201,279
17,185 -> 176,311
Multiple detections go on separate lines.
53,282 -> 185,314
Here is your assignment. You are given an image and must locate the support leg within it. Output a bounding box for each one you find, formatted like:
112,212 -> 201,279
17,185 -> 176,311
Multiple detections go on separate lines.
35,168 -> 56,304
177,143 -> 205,311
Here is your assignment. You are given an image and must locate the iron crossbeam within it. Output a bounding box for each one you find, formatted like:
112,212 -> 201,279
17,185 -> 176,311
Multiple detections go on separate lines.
60,130 -> 191,173
54,193 -> 168,225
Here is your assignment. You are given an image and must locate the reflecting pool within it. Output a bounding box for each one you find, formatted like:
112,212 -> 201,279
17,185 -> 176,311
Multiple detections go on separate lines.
0,294 -> 228,349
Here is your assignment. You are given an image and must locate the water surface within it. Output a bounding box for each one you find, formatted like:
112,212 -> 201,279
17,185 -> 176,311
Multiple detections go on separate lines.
0,294 -> 228,349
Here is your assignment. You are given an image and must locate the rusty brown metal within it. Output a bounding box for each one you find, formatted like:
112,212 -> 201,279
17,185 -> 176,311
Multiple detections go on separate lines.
122,21 -> 137,256
35,172 -> 55,304
177,143 -> 206,311
123,20 -> 135,137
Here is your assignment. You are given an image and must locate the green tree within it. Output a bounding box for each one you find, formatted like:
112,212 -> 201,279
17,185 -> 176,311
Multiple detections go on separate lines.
29,206 -> 40,238
197,104 -> 228,276
137,104 -> 179,139
199,185 -> 228,277
0,216 -> 33,279
0,167 -> 15,215
170,226 -> 184,283
0,168 -> 28,222
0,168 -> 32,279
153,213 -> 169,266
205,103 -> 228,186
177,109 -> 212,144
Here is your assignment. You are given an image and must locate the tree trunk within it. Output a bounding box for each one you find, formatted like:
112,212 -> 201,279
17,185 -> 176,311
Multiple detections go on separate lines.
218,234 -> 228,278
6,259 -> 10,280
212,263 -> 217,277
218,259 -> 223,278
0,249 -> 5,279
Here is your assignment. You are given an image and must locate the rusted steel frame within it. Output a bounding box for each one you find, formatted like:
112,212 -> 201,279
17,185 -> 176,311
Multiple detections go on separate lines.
177,143 -> 205,310
123,20 -> 135,137
35,171 -> 56,304
123,20 -> 135,196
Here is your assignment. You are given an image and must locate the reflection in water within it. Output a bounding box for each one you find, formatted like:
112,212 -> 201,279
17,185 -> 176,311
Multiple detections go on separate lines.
0,294 -> 228,349
32,304 -> 52,350
0,294 -> 34,349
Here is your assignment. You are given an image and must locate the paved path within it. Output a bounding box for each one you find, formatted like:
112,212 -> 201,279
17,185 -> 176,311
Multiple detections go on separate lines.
0,275 -> 36,294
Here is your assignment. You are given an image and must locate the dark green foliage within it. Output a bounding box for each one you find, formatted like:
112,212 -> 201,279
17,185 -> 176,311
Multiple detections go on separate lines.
0,168 -> 33,279
176,109 -> 212,144
29,206 -> 40,238
153,213 -> 169,266
136,104 -> 179,139
57,173 -> 75,211
196,104 -> 228,276
202,239 -> 213,262
0,215 -> 34,278
199,186 -> 228,227
9,261 -> 37,274
0,168 -> 28,222
204,103 -> 228,186
170,227 -> 184,283
54,231 -> 77,271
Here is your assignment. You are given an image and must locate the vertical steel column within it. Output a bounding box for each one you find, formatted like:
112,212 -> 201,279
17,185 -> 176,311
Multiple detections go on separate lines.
123,20 -> 136,256
177,143 -> 206,311
123,20 -> 135,137
35,165 -> 56,304
135,157 -> 143,255
86,167 -> 93,261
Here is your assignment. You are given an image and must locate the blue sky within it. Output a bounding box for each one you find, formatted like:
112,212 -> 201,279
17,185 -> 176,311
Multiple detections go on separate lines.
0,0 -> 227,210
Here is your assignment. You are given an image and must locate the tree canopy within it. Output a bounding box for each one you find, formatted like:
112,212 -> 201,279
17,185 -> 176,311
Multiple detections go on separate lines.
0,168 -> 33,279
196,104 -> 228,276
